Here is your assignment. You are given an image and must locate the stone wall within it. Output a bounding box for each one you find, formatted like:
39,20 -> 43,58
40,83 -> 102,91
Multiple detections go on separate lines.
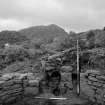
80,70 -> 105,104
1,47 -> 105,105
0,73 -> 40,104
0,71 -> 73,105
42,48 -> 105,104
1,71 -> 105,105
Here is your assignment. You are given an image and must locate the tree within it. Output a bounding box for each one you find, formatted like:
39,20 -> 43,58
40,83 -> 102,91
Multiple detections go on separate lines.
86,31 -> 95,49
30,38 -> 43,49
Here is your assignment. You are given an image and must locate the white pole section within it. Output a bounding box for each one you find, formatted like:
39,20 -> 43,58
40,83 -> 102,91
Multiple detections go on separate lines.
77,40 -> 80,96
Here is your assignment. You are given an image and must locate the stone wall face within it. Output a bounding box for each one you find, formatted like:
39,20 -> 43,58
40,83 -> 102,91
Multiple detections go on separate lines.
1,70 -> 105,104
1,47 -> 105,105
0,73 -> 40,104
0,72 -> 73,105
42,49 -> 105,104
80,70 -> 105,104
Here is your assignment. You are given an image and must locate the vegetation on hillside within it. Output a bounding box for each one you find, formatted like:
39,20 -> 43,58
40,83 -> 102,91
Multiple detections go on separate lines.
0,24 -> 105,74
19,24 -> 68,43
0,31 -> 28,48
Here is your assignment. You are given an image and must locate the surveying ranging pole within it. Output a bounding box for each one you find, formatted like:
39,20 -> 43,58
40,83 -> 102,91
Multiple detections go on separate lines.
77,40 -> 80,96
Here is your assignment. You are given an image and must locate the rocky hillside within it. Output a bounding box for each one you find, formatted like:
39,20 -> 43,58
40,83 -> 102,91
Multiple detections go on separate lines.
19,24 -> 68,43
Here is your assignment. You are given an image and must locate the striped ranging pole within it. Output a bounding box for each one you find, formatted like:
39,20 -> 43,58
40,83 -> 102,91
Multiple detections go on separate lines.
77,40 -> 80,96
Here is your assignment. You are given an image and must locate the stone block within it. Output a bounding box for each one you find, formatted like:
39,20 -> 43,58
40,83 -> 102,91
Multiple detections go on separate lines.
61,73 -> 72,82
88,76 -> 98,82
88,80 -> 93,85
92,82 -> 102,87
13,80 -> 22,85
24,87 -> 38,96
96,75 -> 105,81
61,66 -> 73,73
28,80 -> 39,87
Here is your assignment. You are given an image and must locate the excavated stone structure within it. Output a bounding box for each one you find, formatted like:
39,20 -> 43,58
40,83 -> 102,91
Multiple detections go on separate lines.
0,48 -> 105,105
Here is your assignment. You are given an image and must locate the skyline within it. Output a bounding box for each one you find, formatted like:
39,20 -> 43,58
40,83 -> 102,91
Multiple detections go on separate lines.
0,0 -> 105,32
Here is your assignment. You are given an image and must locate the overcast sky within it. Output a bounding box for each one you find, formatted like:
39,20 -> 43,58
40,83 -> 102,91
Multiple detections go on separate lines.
0,0 -> 105,32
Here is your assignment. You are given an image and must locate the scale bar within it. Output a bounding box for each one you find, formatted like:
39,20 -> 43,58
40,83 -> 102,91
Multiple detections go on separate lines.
34,97 -> 67,100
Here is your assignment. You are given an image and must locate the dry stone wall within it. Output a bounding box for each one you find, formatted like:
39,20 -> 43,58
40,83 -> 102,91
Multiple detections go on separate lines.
43,52 -> 105,104
80,70 -> 105,104
1,47 -> 105,105
1,70 -> 105,104
0,73 -> 40,104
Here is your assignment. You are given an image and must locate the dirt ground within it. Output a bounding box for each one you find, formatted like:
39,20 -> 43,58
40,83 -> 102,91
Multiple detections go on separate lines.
14,91 -> 92,105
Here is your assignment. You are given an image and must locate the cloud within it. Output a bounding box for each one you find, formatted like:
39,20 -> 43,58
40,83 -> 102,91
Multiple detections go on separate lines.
0,0 -> 105,32
0,18 -> 29,31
